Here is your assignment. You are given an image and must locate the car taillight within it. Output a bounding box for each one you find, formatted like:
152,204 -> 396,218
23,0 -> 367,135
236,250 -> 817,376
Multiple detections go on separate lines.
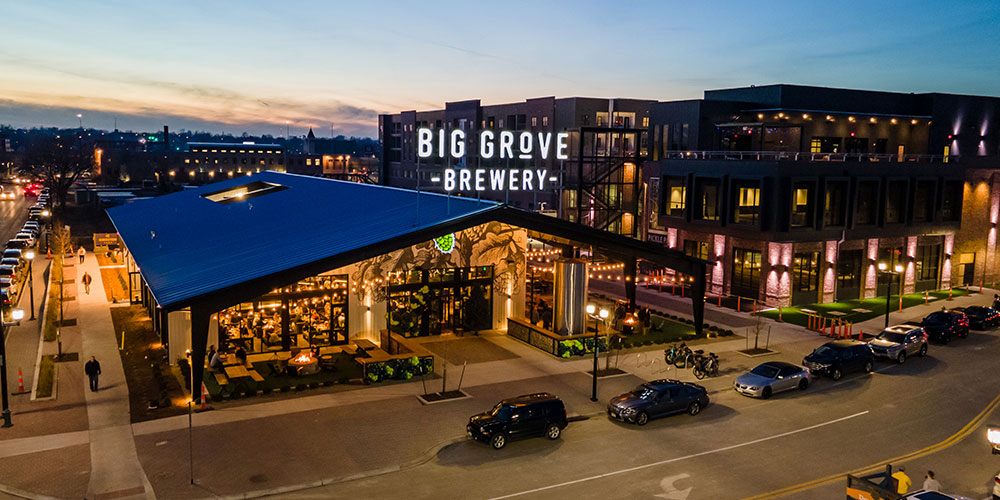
995,476 -> 1000,485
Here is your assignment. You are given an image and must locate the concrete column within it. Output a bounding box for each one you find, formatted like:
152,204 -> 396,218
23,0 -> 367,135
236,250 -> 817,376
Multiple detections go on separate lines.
822,240 -> 838,303
691,263 -> 706,337
904,236 -> 918,294
863,238 -> 879,298
711,235 -> 726,296
942,234 -> 955,289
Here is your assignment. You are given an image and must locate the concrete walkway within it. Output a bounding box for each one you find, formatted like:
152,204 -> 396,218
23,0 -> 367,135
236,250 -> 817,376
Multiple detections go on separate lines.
76,254 -> 154,500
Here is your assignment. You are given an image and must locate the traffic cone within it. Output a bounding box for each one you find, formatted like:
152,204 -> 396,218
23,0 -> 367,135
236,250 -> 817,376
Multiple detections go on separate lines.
200,382 -> 208,410
16,368 -> 25,393
46,247 -> 51,259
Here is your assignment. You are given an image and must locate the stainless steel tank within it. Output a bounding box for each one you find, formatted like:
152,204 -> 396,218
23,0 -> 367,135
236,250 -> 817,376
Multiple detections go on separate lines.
553,259 -> 588,335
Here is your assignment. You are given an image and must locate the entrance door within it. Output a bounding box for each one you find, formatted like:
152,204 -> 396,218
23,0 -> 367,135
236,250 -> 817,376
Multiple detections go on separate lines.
129,271 -> 143,304
959,253 -> 976,287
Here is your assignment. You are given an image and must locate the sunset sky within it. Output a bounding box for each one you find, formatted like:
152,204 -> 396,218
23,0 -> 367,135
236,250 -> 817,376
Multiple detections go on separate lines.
2,0 -> 998,138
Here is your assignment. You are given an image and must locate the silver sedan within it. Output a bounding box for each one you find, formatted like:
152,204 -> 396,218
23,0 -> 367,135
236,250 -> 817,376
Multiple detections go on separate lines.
734,361 -> 811,399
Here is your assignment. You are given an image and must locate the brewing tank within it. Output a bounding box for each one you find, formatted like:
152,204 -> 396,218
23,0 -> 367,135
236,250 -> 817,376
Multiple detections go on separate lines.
553,259 -> 588,335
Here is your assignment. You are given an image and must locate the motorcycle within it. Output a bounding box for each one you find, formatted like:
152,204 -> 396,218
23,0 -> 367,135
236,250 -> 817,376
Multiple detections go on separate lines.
664,342 -> 687,365
692,352 -> 719,379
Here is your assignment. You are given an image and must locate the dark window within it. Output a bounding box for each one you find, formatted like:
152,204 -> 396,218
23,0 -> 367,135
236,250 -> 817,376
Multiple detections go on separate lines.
913,180 -> 935,222
810,137 -> 841,153
824,181 -> 847,227
885,180 -> 907,224
874,138 -> 888,154
837,249 -> 863,290
664,176 -> 686,217
763,126 -> 801,152
856,181 -> 879,225
684,240 -> 710,260
846,137 -> 868,154
791,181 -> 814,228
731,248 -> 761,294
915,245 -> 940,281
695,178 -> 720,221
732,180 -> 760,225
792,252 -> 819,292
941,180 -> 963,221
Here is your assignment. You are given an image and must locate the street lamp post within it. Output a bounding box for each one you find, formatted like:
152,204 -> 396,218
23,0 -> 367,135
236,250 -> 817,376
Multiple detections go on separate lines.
1,308 -> 26,427
24,250 -> 34,320
878,262 -> 905,329
590,307 -> 609,402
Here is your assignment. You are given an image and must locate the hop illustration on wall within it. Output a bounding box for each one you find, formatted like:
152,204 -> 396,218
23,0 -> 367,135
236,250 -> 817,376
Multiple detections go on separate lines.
434,233 -> 455,253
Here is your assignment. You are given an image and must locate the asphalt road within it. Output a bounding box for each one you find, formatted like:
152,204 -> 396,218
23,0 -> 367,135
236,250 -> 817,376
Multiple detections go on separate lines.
0,184 -> 32,243
286,309 -> 1000,500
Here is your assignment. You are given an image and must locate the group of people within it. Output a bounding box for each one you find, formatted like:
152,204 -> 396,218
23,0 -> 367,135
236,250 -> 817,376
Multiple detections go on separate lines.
207,344 -> 247,372
890,466 -> 942,494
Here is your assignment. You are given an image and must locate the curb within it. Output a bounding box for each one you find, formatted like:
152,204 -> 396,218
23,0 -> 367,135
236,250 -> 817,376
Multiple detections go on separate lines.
0,482 -> 63,500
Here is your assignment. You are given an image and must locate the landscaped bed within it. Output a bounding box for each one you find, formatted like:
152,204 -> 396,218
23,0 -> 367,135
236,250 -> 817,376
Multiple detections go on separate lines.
757,288 -> 973,328
110,305 -> 187,423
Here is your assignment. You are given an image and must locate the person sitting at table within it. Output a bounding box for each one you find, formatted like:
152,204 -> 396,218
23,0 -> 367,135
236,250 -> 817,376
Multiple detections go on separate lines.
239,321 -> 250,339
209,348 -> 224,372
310,344 -> 320,358
266,330 -> 280,345
234,346 -> 248,366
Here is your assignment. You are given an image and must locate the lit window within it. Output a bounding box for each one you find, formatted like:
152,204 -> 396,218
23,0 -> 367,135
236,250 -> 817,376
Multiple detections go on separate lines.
531,117 -> 537,127
542,116 -> 548,126
184,159 -> 190,164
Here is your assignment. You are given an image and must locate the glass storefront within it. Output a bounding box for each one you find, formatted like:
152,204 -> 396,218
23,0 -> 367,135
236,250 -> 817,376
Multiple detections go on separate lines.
387,266 -> 493,337
219,274 -> 348,352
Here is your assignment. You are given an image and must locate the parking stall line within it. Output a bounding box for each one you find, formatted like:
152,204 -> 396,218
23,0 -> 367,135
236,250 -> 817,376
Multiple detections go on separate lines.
485,410 -> 869,500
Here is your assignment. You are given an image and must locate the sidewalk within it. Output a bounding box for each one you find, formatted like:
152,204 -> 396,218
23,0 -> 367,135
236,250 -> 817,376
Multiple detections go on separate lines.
76,252 -> 154,500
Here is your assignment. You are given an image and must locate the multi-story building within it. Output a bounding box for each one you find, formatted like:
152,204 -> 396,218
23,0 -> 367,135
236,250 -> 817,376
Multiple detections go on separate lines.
645,84 -> 1000,306
380,85 -> 1000,307
379,97 -> 655,236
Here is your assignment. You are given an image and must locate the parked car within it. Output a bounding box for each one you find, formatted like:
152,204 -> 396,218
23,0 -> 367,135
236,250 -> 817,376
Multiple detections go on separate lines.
13,232 -> 35,247
921,310 -> 969,344
5,239 -> 29,250
993,470 -> 999,500
803,340 -> 875,381
0,257 -> 22,273
607,379 -> 709,425
0,288 -> 12,307
467,393 -> 567,449
22,221 -> 41,233
902,490 -> 975,499
3,248 -> 23,262
0,265 -> 19,285
952,306 -> 1000,330
734,362 -> 811,398
868,324 -> 928,364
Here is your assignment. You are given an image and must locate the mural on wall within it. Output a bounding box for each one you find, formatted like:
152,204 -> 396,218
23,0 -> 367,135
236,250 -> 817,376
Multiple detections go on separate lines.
350,222 -> 526,336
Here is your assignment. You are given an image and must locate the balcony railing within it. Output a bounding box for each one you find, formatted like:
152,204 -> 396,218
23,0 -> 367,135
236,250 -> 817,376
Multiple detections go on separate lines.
663,151 -> 957,163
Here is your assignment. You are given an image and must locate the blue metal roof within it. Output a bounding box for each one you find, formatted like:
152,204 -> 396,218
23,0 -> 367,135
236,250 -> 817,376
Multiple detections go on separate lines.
107,172 -> 500,309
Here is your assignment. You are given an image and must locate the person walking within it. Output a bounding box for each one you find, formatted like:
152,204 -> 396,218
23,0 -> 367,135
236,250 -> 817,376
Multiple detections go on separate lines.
922,470 -> 941,491
78,246 -> 86,263
892,466 -> 912,494
81,272 -> 92,295
84,356 -> 102,392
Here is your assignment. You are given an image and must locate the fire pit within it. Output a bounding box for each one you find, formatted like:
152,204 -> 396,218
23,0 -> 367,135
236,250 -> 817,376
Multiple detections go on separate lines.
288,351 -> 319,376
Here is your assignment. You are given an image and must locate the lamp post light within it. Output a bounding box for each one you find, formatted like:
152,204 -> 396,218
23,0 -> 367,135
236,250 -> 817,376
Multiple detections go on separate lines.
24,250 -> 34,320
590,307 -> 609,402
1,307 -> 25,427
878,262 -> 905,329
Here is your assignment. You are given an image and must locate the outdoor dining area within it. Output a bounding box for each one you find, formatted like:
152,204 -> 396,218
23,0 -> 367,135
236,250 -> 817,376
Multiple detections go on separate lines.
202,334 -> 435,400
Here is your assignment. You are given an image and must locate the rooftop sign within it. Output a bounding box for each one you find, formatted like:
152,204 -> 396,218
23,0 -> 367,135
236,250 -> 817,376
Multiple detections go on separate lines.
416,128 -> 566,192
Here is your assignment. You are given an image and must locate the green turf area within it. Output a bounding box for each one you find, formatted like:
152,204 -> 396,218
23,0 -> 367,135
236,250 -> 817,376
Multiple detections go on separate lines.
757,289 -> 972,328
36,355 -> 55,398
619,313 -> 730,348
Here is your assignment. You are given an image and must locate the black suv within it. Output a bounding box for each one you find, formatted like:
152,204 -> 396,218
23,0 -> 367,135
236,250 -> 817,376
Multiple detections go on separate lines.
921,310 -> 969,343
803,340 -> 875,381
952,306 -> 998,330
467,393 -> 567,449
607,380 -> 709,425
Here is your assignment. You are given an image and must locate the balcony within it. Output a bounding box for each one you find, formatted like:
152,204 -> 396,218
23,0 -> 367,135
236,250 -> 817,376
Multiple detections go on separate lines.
663,151 -> 956,163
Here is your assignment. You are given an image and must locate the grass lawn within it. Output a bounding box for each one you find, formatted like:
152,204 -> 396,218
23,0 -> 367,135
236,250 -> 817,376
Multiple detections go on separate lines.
36,355 -> 55,398
619,314 -> 730,348
758,288 -> 973,328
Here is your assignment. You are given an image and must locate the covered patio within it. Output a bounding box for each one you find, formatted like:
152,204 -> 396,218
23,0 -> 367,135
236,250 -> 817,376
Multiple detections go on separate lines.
107,171 -> 708,399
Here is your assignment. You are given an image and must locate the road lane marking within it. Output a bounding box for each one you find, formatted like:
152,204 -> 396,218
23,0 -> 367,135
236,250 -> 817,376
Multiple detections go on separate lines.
740,390 -> 1000,500
486,411 -> 869,500
655,473 -> 692,499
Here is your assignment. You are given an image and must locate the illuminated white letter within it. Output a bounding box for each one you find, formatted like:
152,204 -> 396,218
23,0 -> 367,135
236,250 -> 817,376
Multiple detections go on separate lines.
475,169 -> 486,191
536,169 -> 547,190
450,129 -> 465,158
518,132 -> 533,159
537,133 -> 552,160
417,128 -> 433,158
437,129 -> 446,158
522,169 -> 534,190
480,131 -> 495,159
499,131 -> 514,159
509,169 -> 520,191
490,169 -> 506,190
443,169 -> 456,191
556,132 -> 570,160
459,169 -> 472,191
